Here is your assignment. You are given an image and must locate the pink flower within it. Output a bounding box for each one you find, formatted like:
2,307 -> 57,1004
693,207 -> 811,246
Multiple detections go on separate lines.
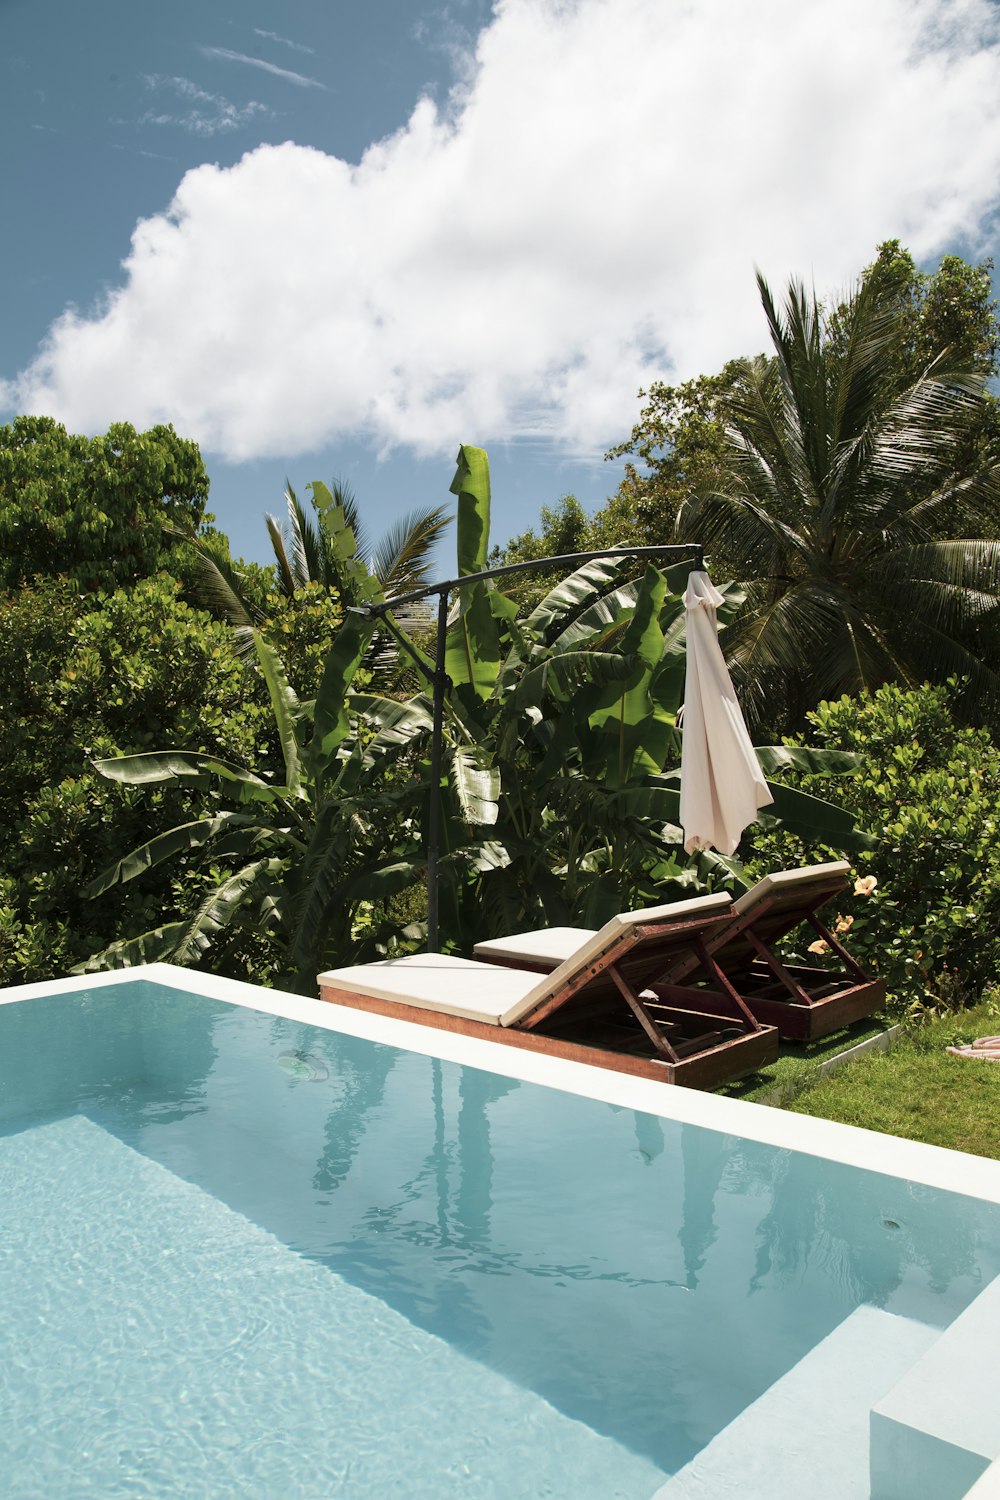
835,915 -> 854,933
854,875 -> 878,896
808,939 -> 830,955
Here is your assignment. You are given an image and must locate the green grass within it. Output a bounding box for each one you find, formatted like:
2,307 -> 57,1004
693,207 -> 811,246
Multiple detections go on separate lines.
716,1016 -> 890,1104
778,1001 -> 1000,1160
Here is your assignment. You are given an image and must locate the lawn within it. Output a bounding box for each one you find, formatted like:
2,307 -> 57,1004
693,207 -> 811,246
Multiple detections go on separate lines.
776,999 -> 1000,1161
717,1015 -> 891,1105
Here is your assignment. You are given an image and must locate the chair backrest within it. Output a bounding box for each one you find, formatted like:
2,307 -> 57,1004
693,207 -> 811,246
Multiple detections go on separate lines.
732,861 -> 850,919
499,892 -> 734,1027
707,860 -> 850,967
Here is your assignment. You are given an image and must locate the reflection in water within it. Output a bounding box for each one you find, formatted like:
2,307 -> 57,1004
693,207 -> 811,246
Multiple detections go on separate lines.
740,1145 -> 991,1312
633,1109 -> 665,1165
4,985 -> 1000,1476
679,1123 -> 727,1290
456,1066 -> 519,1245
310,1034 -> 396,1199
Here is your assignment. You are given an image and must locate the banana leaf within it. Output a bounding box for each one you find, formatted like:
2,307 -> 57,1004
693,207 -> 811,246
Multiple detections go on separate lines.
311,611 -> 376,778
75,857 -> 284,973
513,649 -> 633,710
445,580 -> 502,699
345,858 -> 425,904
443,446 -> 502,697
759,781 -> 876,850
525,558 -> 629,644
85,812 -> 277,898
91,751 -> 223,786
754,745 -> 863,777
72,922 -> 192,973
450,444 -> 492,577
447,744 -> 500,825
548,586 -> 639,652
254,633 -> 304,799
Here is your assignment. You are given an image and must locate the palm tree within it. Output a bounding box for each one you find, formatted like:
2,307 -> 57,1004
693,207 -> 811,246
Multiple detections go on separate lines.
268,477 -> 450,606
677,272 -> 1000,734
180,477 -> 450,676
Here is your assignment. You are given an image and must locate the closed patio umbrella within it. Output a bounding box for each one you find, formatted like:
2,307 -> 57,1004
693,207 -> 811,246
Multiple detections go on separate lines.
680,570 -> 772,856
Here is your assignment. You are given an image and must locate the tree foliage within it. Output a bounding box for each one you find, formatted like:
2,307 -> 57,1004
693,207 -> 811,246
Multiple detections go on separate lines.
606,243 -> 1000,558
743,681 -> 1000,1010
0,575 -> 273,984
0,416 -> 209,592
77,448 -> 868,987
679,272 -> 1000,732
596,246 -> 1000,733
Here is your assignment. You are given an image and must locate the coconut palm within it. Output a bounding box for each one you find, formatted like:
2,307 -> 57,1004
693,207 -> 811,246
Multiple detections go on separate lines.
180,478 -> 449,676
268,477 -> 450,606
676,272 -> 1000,734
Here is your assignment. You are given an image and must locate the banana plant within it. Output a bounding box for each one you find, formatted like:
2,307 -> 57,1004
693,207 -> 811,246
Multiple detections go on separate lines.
422,448 -> 872,947
79,444 -> 871,987
76,566 -> 433,992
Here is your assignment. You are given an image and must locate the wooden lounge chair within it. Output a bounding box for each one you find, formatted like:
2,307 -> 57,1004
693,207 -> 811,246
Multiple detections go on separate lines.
318,894 -> 779,1089
474,862 -> 884,1042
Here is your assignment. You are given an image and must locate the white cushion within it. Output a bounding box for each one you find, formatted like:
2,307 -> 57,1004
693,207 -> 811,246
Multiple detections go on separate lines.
474,927 -> 591,966
732,861 -> 850,916
320,892 -> 734,1030
318,953 -> 535,1025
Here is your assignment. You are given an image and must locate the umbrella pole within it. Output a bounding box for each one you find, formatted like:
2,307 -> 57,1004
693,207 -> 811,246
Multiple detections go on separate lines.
427,588 -> 451,954
352,539 -> 704,954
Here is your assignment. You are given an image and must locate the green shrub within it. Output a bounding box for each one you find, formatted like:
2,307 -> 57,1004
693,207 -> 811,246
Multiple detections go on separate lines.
743,681 -> 1000,1010
0,576 -> 274,984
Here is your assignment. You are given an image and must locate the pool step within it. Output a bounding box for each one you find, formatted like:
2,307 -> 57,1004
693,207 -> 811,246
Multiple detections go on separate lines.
0,1114 -> 667,1500
650,1303 -> 938,1499
870,1270 -> 1000,1500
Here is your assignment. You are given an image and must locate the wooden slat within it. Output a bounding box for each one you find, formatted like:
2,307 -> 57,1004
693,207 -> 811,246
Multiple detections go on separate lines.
742,927 -> 814,1005
606,963 -> 680,1061
318,984 -> 779,1087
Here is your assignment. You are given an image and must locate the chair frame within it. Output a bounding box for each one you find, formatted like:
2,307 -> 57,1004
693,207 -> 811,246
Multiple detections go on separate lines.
319,906 -> 779,1089
656,878 -> 884,1040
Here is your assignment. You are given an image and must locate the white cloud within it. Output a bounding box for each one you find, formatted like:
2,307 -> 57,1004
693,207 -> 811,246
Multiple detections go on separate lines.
139,75 -> 270,136
253,28 -> 316,56
199,46 -> 328,90
7,0 -> 1000,462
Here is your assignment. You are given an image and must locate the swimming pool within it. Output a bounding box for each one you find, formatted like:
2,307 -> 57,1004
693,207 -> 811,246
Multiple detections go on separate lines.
2,965 -> 999,1499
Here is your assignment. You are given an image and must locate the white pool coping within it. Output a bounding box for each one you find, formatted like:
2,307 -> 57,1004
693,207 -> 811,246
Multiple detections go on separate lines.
5,962 -> 1000,1207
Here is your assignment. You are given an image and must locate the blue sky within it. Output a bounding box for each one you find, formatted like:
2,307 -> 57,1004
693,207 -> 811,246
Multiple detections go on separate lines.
4,0 -> 1000,567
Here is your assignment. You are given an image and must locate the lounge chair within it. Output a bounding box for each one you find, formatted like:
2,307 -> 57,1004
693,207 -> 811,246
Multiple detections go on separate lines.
474,862 -> 884,1042
318,894 -> 779,1089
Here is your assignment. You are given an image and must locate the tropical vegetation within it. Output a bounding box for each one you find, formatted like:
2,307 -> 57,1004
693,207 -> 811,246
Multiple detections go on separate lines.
68,446 -> 866,989
501,242 -> 1000,736
742,681 -> 1000,1010
2,241 -> 999,1028
672,271 -> 1000,734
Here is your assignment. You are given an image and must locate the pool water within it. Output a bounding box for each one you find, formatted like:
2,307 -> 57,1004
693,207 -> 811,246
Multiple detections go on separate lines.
2,980 -> 999,1498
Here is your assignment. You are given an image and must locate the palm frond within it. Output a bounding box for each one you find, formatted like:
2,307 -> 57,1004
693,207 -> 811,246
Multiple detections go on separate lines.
874,540 -> 1000,631
165,523 -> 259,655
266,513 -> 297,598
370,504 -> 452,594
330,477 -> 371,568
284,480 -> 324,589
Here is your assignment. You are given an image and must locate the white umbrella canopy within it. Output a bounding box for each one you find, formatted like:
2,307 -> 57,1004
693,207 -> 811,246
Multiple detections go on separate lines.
679,570 -> 773,856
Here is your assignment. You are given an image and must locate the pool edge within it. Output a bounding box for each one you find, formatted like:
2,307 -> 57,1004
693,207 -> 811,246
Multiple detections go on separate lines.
4,962 -> 1000,1207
